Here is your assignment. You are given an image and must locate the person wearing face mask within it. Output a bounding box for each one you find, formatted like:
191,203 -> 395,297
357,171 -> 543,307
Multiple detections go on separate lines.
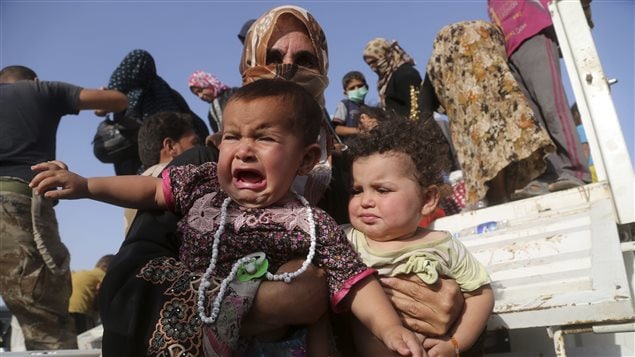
364,38 -> 422,119
331,71 -> 369,145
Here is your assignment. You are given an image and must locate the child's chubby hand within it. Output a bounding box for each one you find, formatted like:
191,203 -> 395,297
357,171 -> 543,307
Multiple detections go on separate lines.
382,325 -> 427,357
423,336 -> 456,357
29,161 -> 88,200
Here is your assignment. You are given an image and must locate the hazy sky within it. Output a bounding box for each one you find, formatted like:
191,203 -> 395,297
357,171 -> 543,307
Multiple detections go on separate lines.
1,1 -> 633,271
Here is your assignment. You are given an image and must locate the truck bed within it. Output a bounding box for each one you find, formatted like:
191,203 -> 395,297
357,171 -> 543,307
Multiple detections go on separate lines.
432,182 -> 634,331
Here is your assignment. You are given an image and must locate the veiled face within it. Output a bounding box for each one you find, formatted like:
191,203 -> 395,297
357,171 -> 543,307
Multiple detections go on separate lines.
266,15 -> 319,70
364,55 -> 380,73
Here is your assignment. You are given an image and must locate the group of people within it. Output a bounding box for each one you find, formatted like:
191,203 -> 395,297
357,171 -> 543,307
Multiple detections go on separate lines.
330,0 -> 592,211
1,1 -> 596,356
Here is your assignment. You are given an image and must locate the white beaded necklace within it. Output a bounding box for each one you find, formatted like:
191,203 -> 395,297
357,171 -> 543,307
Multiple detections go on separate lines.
197,192 -> 317,324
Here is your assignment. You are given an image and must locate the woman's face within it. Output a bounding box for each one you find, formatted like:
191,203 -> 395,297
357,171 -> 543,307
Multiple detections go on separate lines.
190,86 -> 215,103
266,16 -> 319,70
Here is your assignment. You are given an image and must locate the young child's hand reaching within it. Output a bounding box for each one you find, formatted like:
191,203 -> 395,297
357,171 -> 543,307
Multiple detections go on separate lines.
382,325 -> 427,357
423,336 -> 458,357
30,161 -> 89,200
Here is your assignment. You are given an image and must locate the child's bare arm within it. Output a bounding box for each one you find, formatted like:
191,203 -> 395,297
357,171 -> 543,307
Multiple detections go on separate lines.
351,276 -> 425,357
30,162 -> 166,210
423,285 -> 494,356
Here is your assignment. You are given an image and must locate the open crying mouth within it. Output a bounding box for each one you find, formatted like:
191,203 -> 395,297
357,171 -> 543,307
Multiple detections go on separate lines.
235,169 -> 264,184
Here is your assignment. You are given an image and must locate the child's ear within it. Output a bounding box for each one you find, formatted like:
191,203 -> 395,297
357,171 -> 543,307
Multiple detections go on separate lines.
420,185 -> 440,216
298,143 -> 322,176
163,137 -> 176,153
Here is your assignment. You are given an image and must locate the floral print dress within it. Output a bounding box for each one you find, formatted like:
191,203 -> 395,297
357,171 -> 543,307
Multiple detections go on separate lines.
426,20 -> 555,205
137,162 -> 373,356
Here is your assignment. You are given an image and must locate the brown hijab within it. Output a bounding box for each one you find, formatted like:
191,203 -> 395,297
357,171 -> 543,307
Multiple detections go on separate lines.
239,5 -> 334,205
239,5 -> 330,108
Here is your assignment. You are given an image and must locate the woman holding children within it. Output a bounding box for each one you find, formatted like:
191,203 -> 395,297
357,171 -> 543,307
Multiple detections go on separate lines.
32,79 -> 426,356
239,9 -> 464,344
37,4 -> 469,356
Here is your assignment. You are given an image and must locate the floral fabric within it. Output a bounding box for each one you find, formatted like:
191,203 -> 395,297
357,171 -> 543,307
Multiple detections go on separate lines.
166,162 -> 373,306
426,21 -> 555,205
137,257 -> 260,356
107,49 -> 187,121
187,71 -> 229,101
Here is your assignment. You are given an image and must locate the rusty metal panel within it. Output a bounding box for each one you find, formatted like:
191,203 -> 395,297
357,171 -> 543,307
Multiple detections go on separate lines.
432,183 -> 634,330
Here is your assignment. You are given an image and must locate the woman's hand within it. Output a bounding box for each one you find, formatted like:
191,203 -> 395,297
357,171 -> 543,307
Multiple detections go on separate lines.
240,260 -> 328,337
380,275 -> 464,336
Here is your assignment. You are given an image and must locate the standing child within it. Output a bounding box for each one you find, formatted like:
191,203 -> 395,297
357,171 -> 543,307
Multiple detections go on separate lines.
332,71 -> 369,145
30,79 -> 424,357
68,254 -> 115,334
343,118 -> 494,356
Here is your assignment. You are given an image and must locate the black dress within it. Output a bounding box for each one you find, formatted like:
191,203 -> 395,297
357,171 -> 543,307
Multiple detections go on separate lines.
98,146 -> 218,356
384,63 -> 422,118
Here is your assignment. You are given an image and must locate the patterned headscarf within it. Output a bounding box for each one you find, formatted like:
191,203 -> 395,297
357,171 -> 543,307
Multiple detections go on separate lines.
187,71 -> 229,101
239,5 -> 329,108
363,38 -> 415,107
107,49 -> 189,121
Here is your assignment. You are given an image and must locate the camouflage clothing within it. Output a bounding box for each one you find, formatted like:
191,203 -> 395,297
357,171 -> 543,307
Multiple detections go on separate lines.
0,181 -> 77,350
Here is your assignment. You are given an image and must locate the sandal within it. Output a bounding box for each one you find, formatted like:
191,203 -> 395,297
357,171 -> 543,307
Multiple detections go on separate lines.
548,177 -> 585,192
510,180 -> 550,200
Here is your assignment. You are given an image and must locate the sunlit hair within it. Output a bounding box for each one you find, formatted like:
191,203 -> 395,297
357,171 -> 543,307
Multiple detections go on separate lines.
0,65 -> 37,82
227,79 -> 322,146
348,117 -> 452,189
137,112 -> 195,168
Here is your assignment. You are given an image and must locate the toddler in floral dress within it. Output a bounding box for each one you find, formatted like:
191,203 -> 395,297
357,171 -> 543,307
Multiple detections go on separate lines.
30,79 -> 424,356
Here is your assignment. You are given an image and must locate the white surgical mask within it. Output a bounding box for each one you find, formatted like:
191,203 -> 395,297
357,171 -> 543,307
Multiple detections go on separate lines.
347,86 -> 368,103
